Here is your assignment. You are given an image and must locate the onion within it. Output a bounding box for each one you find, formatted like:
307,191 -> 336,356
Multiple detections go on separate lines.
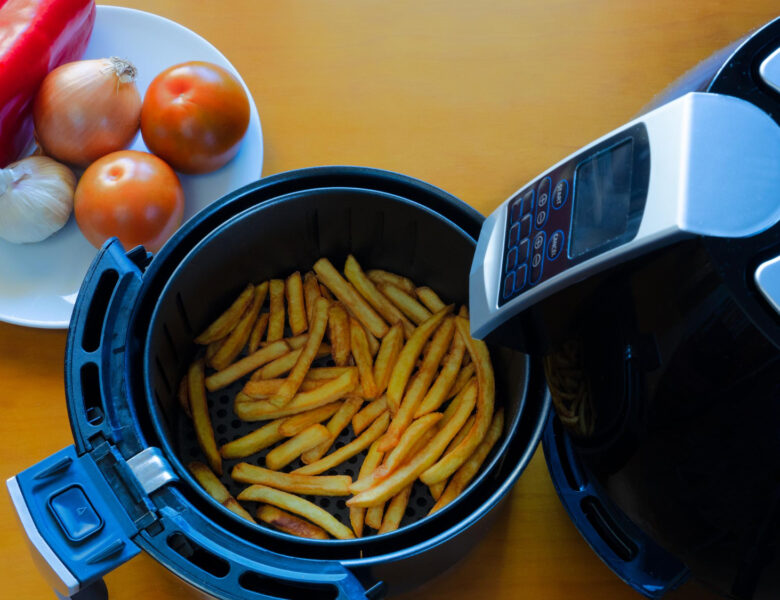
33,57 -> 142,167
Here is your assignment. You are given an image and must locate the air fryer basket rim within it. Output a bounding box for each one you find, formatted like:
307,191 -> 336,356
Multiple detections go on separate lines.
143,182 -> 531,551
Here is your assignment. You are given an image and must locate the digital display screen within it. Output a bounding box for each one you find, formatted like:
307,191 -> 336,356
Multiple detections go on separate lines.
570,139 -> 634,258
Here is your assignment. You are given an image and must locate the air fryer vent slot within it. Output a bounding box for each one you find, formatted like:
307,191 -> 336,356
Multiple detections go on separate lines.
167,532 -> 230,578
581,496 -> 638,562
82,268 -> 119,352
238,571 -> 338,600
80,362 -> 104,425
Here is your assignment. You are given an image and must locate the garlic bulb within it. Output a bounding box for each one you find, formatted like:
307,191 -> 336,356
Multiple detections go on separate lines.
0,156 -> 76,243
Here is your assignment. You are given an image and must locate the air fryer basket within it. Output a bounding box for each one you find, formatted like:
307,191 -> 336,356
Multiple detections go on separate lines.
145,185 -> 530,553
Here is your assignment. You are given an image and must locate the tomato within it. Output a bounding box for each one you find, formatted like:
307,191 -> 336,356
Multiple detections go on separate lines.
141,61 -> 250,174
74,150 -> 184,252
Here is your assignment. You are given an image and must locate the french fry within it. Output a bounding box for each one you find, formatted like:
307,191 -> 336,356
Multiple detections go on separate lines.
305,367 -> 354,380
267,279 -> 285,342
178,376 -> 191,418
189,462 -> 255,522
378,484 -> 412,533
350,317 -> 378,398
381,413 -> 442,472
352,396 -> 388,435
271,297 -> 330,405
366,269 -> 416,295
313,258 -> 388,338
188,359 -> 221,475
236,369 -> 359,421
205,339 -> 223,364
257,504 -> 328,540
278,402 -> 343,436
320,284 -> 334,301
302,395 -> 363,464
347,381 -> 476,506
262,333 -> 308,350
285,271 -> 308,335
195,284 -> 255,344
458,305 -> 471,365
430,409 -> 504,514
415,287 -> 446,313
444,414 -> 476,456
428,481 -> 445,501
220,418 -> 286,459
419,317 -> 495,486
373,323 -> 404,396
364,327 -> 380,356
365,502 -> 385,530
252,348 -> 301,380
328,303 -> 351,366
266,424 -> 332,470
204,340 -> 290,391
344,255 -> 415,338
247,313 -> 270,354
293,412 -> 390,476
210,287 -> 264,371
349,440 -> 384,537
415,324 -> 466,417
303,271 -> 322,323
241,378 -> 328,399
379,317 -> 455,451
447,363 -> 475,400
237,485 -> 354,539
378,283 -> 432,325
231,463 -> 352,495
385,306 -> 452,413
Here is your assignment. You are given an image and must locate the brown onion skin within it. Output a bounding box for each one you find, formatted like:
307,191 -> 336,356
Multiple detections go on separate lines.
33,58 -> 142,167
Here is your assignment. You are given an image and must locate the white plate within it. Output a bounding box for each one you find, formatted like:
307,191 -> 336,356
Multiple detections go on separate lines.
0,6 -> 263,329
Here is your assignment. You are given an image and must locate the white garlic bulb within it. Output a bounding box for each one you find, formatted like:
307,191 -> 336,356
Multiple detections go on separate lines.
0,156 -> 76,243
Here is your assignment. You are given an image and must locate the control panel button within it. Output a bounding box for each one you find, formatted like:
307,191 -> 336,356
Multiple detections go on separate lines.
535,177 -> 551,229
503,272 -> 516,299
508,222 -> 520,247
520,214 -> 532,239
535,209 -> 547,228
521,189 -> 534,216
510,197 -> 524,223
49,485 -> 103,542
518,238 -> 530,264
530,232 -> 546,284
548,230 -> 564,260
514,264 -> 527,293
506,246 -> 519,271
552,179 -> 568,209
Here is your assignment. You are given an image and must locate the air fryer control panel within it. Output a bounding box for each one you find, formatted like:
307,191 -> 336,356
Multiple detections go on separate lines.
499,123 -> 650,306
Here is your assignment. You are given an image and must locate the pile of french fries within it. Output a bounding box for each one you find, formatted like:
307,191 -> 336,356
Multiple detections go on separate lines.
181,256 -> 503,540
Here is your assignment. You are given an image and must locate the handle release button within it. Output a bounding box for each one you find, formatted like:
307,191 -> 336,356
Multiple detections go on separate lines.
49,486 -> 103,543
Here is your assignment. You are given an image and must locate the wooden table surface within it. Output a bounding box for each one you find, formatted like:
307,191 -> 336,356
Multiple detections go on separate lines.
1,1 -> 778,598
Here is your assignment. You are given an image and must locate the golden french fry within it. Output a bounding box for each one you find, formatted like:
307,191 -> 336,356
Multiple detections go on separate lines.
344,255 -> 415,338
364,327 -> 380,356
278,402 -> 343,436
447,363 -> 475,400
195,284 -> 255,344
241,378 -> 327,399
188,360 -> 221,475
347,381 -> 476,506
236,369 -> 359,421
237,485 -> 354,539
220,419 -> 286,459
267,279 -> 285,342
430,409 -> 504,514
350,317 -> 378,398
366,269 -> 416,295
378,484 -> 412,533
349,440 -> 384,537
210,287 -> 264,371
328,302 -> 351,366
252,348 -> 301,380
286,271 -> 308,335
380,317 -> 455,451
415,324 -> 466,417
204,340 -> 290,391
266,424 -> 332,470
313,258 -> 388,338
382,413 -> 442,472
419,317 -> 495,486
262,333 -> 307,350
365,503 -> 385,530
352,396 -> 388,435
429,481 -> 445,501
189,462 -> 255,522
302,395 -> 363,464
320,284 -> 334,301
444,414 -> 476,456
415,287 -> 446,313
178,376 -> 191,418
303,271 -> 322,323
248,313 -> 270,354
257,504 -> 329,539
458,305 -> 471,364
231,463 -> 352,495
292,412 -> 390,476
305,367 -> 355,380
377,283 -> 432,325
205,339 -> 223,364
271,297 -> 330,405
373,323 -> 404,396
386,306 -> 452,413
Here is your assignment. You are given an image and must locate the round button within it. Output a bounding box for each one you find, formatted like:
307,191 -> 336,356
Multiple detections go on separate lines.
552,180 -> 568,209
535,209 -> 547,228
547,230 -> 564,260
532,253 -> 542,268
533,233 -> 545,250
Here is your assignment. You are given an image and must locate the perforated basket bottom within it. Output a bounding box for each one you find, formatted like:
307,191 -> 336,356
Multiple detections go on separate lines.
175,360 -> 437,538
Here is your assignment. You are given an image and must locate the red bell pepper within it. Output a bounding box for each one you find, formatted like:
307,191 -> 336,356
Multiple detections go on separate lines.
0,0 -> 95,167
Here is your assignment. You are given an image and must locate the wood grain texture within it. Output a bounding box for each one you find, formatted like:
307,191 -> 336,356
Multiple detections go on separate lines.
1,0 -> 777,597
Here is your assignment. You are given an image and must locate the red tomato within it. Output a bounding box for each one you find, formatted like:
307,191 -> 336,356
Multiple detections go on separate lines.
141,61 -> 250,174
74,150 -> 184,252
